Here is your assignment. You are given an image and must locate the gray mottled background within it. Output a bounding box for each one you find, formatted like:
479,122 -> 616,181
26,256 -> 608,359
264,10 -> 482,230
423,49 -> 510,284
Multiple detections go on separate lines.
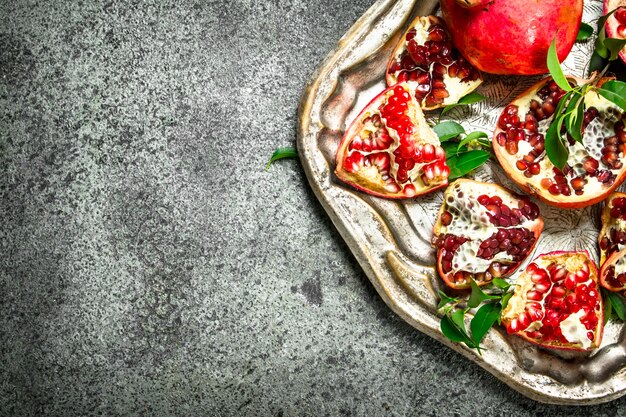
1,0 -> 625,416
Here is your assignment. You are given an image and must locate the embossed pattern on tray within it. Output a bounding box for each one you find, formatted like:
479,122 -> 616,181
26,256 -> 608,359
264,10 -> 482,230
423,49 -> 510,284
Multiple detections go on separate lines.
297,0 -> 626,404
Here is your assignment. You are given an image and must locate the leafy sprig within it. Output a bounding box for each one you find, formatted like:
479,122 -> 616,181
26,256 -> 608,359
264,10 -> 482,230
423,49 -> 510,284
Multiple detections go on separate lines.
544,10 -> 626,168
438,279 -> 512,353
433,120 -> 491,180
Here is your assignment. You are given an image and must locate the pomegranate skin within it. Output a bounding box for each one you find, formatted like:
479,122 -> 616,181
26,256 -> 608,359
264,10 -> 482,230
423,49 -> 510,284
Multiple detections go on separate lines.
440,0 -> 583,75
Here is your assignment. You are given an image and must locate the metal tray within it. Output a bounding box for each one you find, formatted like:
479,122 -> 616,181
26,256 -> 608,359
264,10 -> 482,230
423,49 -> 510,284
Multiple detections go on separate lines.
297,0 -> 626,405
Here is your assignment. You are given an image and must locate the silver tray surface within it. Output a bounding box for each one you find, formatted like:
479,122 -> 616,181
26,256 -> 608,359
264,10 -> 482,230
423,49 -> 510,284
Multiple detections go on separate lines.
297,0 -> 626,404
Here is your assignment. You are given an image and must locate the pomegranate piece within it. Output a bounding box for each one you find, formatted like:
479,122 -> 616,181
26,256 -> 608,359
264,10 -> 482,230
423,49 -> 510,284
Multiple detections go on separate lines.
432,179 -> 544,290
600,247 -> 626,292
598,192 -> 626,266
335,83 -> 449,199
492,76 -> 626,209
502,251 -> 604,351
605,1 -> 626,65
386,16 -> 482,110
440,0 -> 582,75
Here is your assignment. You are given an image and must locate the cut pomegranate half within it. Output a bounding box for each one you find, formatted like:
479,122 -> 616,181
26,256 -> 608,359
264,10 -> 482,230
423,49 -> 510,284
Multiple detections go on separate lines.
493,76 -> 626,209
605,1 -> 626,65
386,15 -> 482,110
335,83 -> 450,198
598,192 -> 626,266
432,179 -> 544,289
502,251 -> 604,351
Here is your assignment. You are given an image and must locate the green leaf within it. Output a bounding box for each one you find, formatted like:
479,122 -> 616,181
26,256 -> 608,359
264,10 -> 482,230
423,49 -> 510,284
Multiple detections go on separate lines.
447,150 -> 490,180
576,22 -> 593,42
491,278 -> 511,291
605,290 -> 626,321
470,303 -> 501,347
500,293 -> 513,321
458,131 -> 489,150
589,51 -> 606,74
266,146 -> 298,169
598,80 -> 626,111
544,115 -> 568,170
596,9 -> 620,58
440,92 -> 486,117
605,38 -> 626,61
433,121 -> 465,142
441,313 -> 473,346
442,141 -> 462,159
566,98 -> 584,143
547,36 -> 573,92
468,279 -> 501,309
437,290 -> 459,310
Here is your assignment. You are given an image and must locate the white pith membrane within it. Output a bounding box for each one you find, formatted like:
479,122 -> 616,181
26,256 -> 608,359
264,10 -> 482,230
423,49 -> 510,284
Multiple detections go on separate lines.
435,180 -> 541,286
337,85 -> 448,197
613,252 -> 626,275
502,253 -> 602,350
497,80 -> 626,205
387,16 -> 482,109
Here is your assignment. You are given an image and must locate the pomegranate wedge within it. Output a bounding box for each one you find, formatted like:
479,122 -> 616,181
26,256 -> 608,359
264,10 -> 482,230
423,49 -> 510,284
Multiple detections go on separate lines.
386,15 -> 482,110
493,76 -> 626,209
502,251 -> 604,351
335,83 -> 449,199
432,179 -> 544,289
598,192 -> 626,267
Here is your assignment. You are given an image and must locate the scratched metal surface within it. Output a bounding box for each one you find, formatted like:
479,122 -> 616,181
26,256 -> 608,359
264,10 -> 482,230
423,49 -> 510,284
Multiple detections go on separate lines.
297,0 -> 626,405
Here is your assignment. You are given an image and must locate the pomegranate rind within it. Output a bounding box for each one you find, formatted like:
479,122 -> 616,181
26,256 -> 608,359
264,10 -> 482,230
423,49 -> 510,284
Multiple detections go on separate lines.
440,0 -> 582,75
432,178 -> 544,290
492,76 -> 626,209
385,15 -> 483,110
502,251 -> 604,351
598,192 -> 626,266
604,0 -> 626,65
454,0 -> 492,8
600,247 -> 626,292
335,83 -> 449,199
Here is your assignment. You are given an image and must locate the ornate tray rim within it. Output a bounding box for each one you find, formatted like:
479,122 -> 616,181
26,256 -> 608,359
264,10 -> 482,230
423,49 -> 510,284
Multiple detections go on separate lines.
297,0 -> 626,405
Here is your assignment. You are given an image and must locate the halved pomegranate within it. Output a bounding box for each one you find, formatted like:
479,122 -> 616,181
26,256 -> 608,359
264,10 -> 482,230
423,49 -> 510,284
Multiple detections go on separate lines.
502,251 -> 604,351
605,1 -> 626,65
598,192 -> 626,266
493,76 -> 626,209
335,84 -> 449,198
386,16 -> 482,110
432,179 -> 544,289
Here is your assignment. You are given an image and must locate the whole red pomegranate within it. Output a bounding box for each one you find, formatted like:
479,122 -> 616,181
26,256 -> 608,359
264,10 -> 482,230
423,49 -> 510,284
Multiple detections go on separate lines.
440,0 -> 583,75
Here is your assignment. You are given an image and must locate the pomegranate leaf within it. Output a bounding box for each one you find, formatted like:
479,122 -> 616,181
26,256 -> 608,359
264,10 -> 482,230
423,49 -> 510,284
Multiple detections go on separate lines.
441,311 -> 476,348
491,278 -> 511,291
470,303 -> 501,348
595,9 -> 619,59
266,147 -> 298,170
547,37 -> 573,92
442,141 -> 464,159
437,290 -> 460,311
598,81 -> 626,112
433,120 -> 465,141
604,289 -> 626,321
564,93 -> 585,143
458,131 -> 489,151
576,22 -> 593,42
440,92 -> 486,117
588,51 -> 606,74
500,292 -> 513,313
447,150 -> 490,180
545,115 -> 568,170
604,38 -> 626,61
468,279 -> 501,308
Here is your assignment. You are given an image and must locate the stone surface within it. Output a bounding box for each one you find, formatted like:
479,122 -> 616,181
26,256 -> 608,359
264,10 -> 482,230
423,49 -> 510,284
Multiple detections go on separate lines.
1,0 -> 626,416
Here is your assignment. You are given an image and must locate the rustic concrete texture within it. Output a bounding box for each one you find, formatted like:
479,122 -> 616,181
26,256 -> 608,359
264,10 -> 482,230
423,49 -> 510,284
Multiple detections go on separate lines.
1,1 -> 625,416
